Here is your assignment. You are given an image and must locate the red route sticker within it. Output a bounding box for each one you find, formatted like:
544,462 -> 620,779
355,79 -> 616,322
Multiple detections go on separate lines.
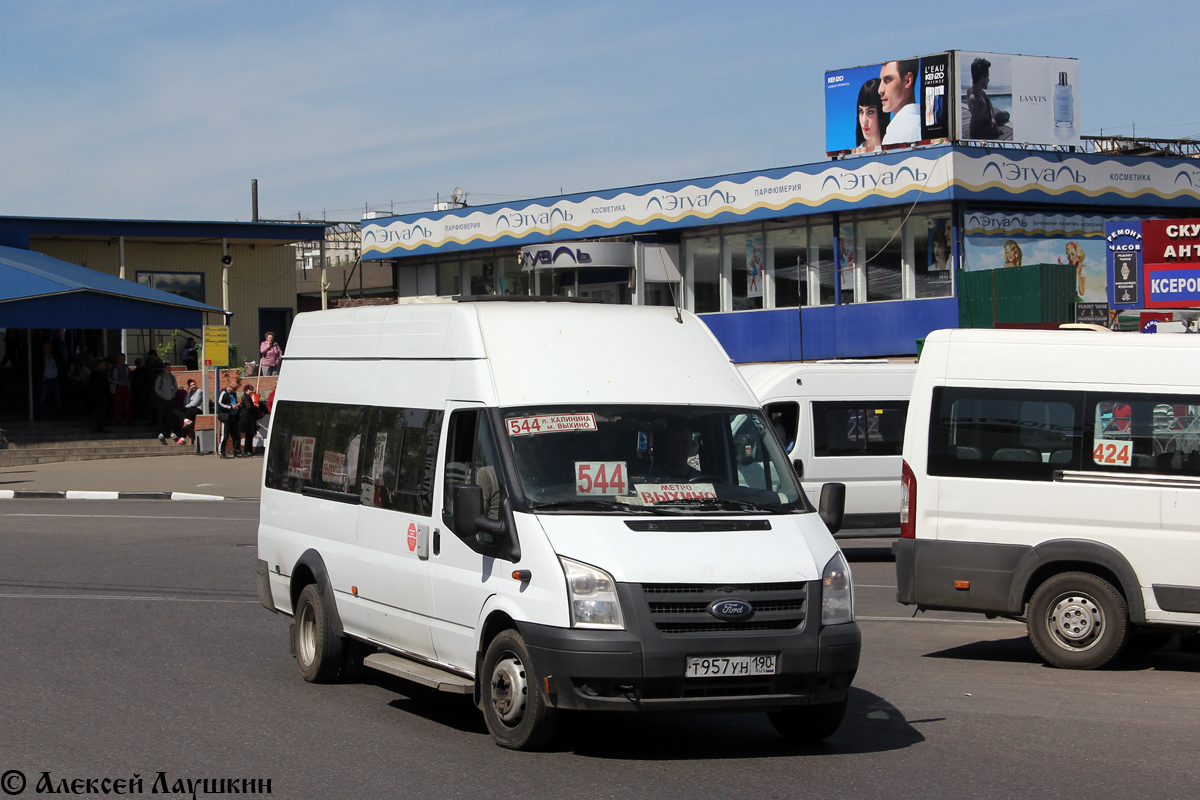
407,522 -> 418,552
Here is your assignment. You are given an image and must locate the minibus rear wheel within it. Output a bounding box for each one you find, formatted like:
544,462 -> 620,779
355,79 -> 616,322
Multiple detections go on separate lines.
295,583 -> 344,683
768,697 -> 848,742
1027,572 -> 1128,669
480,630 -> 558,750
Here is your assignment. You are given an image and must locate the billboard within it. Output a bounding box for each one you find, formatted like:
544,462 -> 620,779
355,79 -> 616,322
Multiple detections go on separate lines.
963,210 -> 1112,302
825,51 -> 1080,157
956,52 -> 1079,146
1110,219 -> 1200,310
824,53 -> 949,156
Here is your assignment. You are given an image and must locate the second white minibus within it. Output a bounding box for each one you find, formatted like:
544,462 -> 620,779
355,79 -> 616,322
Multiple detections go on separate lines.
895,328 -> 1200,669
740,360 -> 916,534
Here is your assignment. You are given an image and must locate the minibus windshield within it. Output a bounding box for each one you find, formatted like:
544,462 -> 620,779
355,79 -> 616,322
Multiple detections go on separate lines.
500,405 -> 808,513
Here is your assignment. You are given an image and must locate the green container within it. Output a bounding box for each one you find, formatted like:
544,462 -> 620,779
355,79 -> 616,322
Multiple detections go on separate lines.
915,338 -> 926,359
957,263 -> 1076,328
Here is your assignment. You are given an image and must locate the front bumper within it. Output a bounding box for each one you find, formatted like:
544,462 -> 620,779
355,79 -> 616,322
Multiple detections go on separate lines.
519,581 -> 860,712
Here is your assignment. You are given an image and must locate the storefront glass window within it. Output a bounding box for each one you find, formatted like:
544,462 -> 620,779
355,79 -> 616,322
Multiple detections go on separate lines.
837,223 -> 857,304
725,232 -> 764,311
686,236 -> 720,313
463,258 -> 494,295
643,283 -> 677,306
438,258 -> 460,296
495,255 -> 529,296
911,215 -> 954,298
861,217 -> 903,302
766,227 -> 807,308
810,224 -> 836,306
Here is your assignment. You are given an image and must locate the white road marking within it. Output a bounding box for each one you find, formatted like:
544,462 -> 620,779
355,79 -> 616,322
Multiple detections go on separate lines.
0,593 -> 258,603
858,615 -> 1024,626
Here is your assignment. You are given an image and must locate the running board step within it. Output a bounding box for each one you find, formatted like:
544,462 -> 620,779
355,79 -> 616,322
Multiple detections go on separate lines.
363,652 -> 474,694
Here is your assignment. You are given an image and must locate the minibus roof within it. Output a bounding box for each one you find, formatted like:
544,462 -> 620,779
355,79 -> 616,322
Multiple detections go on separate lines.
739,360 -> 917,401
285,299 -> 757,407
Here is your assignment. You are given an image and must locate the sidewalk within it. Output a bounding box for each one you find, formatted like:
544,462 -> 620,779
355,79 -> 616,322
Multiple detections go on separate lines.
0,452 -> 263,498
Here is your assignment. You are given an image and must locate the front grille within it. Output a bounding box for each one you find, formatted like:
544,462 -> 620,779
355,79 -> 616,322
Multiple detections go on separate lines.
641,582 -> 807,634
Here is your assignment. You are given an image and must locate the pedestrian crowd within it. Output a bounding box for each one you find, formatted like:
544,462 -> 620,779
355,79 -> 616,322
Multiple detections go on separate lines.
4,330 -> 280,462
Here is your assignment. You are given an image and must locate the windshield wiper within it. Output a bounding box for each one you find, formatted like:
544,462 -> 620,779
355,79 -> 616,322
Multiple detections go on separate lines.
531,499 -> 653,514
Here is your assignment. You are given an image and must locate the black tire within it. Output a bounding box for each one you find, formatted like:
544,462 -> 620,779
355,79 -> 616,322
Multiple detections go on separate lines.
768,697 -> 848,742
480,630 -> 558,750
294,583 -> 344,683
1027,572 -> 1128,669
1125,627 -> 1177,655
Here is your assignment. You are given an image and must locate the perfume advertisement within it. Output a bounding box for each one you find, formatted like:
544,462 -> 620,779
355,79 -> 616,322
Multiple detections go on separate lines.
824,53 -> 949,156
955,52 -> 1080,146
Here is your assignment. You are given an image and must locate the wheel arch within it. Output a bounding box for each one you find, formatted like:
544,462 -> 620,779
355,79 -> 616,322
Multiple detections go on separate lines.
1010,539 -> 1145,624
473,604 -> 520,706
289,549 -> 345,636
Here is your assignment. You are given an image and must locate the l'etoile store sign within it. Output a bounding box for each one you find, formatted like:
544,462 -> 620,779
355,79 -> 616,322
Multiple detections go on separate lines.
1108,218 -> 1200,309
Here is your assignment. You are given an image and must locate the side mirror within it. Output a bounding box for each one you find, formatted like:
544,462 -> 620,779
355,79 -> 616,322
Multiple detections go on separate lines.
452,484 -> 520,561
792,458 -> 804,478
818,482 -> 846,535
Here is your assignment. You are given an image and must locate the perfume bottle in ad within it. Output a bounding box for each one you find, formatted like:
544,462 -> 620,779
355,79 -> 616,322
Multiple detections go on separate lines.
1054,71 -> 1074,141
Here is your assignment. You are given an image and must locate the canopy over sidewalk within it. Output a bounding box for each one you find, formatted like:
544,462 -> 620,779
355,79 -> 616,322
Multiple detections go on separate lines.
0,244 -> 227,328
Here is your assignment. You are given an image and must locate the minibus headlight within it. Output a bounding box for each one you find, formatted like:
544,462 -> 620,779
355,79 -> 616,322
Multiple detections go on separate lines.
559,557 -> 624,630
821,551 -> 854,626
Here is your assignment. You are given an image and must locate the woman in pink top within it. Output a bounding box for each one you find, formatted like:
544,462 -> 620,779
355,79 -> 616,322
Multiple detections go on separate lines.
259,332 -> 283,376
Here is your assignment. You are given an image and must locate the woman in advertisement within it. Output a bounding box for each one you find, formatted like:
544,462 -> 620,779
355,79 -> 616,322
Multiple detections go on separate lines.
1065,241 -> 1086,299
854,79 -> 889,154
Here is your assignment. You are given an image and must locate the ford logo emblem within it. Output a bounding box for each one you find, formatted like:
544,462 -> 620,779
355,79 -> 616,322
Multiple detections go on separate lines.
708,599 -> 753,621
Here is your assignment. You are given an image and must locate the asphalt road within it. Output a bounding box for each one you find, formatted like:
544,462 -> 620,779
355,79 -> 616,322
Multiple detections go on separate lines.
1,501 -> 1197,799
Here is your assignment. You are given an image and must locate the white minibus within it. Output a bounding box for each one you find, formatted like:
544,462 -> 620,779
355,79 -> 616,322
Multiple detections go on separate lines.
895,328 -> 1200,669
256,298 -> 860,749
740,361 -> 916,534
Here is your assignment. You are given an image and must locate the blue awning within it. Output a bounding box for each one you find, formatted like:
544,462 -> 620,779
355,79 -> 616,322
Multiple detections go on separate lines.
0,245 -> 227,329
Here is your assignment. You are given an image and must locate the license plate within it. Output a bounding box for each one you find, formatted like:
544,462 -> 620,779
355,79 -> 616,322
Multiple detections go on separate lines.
685,654 -> 776,678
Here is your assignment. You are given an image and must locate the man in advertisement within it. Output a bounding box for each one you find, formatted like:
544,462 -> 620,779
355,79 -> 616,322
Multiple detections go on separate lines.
967,57 -> 1011,140
879,60 -> 920,146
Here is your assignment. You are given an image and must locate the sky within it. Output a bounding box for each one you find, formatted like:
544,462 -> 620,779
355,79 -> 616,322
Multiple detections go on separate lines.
2,0 -> 1196,223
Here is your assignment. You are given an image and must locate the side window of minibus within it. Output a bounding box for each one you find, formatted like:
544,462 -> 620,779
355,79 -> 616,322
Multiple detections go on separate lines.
264,400 -> 294,490
1085,394 -> 1200,475
315,404 -> 368,495
444,410 -> 503,531
765,402 -> 799,453
366,408 -> 444,515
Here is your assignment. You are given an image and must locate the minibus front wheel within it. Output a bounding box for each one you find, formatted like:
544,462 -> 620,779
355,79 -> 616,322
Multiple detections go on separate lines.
1027,572 -> 1129,669
480,630 -> 558,750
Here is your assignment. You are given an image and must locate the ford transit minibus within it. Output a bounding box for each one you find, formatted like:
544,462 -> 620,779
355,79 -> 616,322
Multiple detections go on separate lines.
895,328 -> 1200,669
257,298 -> 860,748
740,361 -> 915,534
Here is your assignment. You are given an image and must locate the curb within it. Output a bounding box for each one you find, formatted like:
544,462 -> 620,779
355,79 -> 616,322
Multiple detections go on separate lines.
0,490 -> 258,501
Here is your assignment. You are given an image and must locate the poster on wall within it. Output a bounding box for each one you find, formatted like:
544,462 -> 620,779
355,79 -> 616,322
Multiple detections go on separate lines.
746,235 -> 764,298
1106,220 -> 1143,309
825,53 -> 949,156
839,224 -> 856,290
963,210 -> 1110,301
927,219 -> 951,272
956,52 -> 1080,146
